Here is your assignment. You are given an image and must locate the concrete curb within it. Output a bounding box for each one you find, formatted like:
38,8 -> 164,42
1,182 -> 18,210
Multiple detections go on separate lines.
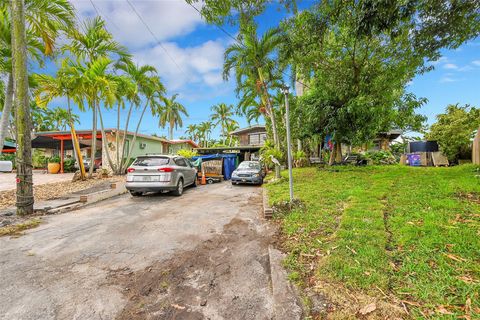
268,246 -> 303,320
41,182 -> 127,215
262,187 -> 273,219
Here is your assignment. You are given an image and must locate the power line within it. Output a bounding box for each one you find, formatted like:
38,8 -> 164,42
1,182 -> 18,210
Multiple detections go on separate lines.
125,0 -> 187,77
88,0 -> 121,31
185,1 -> 311,91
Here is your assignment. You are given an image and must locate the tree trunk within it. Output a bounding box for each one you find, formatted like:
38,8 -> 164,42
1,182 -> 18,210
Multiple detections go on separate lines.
328,145 -> 336,165
169,120 -> 174,140
118,102 -> 133,173
89,99 -> 97,177
98,105 -> 115,172
12,0 -> 33,215
335,142 -> 342,163
0,73 -> 13,152
116,102 -> 120,171
122,100 -> 149,172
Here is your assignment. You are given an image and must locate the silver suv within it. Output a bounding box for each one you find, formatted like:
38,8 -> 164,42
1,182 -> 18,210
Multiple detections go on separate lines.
125,155 -> 197,196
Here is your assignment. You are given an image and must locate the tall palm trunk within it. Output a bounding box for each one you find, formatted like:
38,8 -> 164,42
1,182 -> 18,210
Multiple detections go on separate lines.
258,67 -> 280,179
12,0 -> 33,215
89,98 -> 97,177
0,73 -> 13,152
122,100 -> 149,172
118,102 -> 134,173
169,120 -> 174,140
97,105 -> 115,171
116,102 -> 120,170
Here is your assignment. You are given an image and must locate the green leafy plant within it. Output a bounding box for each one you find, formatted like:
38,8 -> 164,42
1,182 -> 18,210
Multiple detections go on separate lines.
260,140 -> 283,169
63,158 -> 76,172
362,150 -> 397,165
47,155 -> 61,164
176,149 -> 198,159
293,150 -> 307,167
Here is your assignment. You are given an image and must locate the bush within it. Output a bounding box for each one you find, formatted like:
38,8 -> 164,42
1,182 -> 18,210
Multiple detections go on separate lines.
176,149 -> 198,159
32,150 -> 47,168
63,158 -> 76,172
362,150 -> 397,165
293,150 -> 308,167
47,155 -> 61,164
260,140 -> 283,169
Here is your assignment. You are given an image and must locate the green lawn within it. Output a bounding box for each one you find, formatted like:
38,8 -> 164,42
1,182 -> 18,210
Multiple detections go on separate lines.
266,165 -> 480,319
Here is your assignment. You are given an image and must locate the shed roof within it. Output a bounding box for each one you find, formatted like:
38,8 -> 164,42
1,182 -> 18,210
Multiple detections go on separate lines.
229,124 -> 266,136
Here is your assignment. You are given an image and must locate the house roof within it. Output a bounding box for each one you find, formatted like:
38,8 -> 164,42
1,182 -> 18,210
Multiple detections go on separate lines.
229,124 -> 266,136
166,139 -> 199,148
35,129 -> 169,143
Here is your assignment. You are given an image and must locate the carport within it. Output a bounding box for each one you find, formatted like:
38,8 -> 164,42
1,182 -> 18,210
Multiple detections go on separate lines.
32,134 -> 90,173
192,153 -> 238,180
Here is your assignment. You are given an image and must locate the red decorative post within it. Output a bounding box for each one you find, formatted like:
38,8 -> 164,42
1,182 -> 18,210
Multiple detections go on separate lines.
60,139 -> 64,173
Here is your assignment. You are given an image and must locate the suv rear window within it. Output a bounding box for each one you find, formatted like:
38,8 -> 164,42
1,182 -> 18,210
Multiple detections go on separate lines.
133,157 -> 170,166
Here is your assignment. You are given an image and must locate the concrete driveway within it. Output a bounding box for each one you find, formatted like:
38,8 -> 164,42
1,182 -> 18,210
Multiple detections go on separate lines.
0,182 -> 283,320
0,172 -> 74,192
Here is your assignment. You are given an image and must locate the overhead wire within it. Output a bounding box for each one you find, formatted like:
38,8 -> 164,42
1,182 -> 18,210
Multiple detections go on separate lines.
124,0 -> 188,78
185,1 -> 312,91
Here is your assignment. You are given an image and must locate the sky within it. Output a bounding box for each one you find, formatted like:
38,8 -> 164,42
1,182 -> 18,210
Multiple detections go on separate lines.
41,0 -> 480,139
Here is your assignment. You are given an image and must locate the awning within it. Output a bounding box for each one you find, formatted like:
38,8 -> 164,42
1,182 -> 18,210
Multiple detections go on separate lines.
31,135 -> 89,150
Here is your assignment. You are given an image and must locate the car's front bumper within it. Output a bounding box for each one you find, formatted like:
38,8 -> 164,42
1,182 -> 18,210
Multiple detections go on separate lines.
231,176 -> 262,184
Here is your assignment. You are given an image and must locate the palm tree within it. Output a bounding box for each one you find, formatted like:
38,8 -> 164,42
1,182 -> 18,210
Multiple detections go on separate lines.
225,120 -> 239,146
159,94 -> 189,140
185,124 -> 200,142
0,0 -> 73,152
64,17 -> 128,176
210,103 -> 235,144
198,121 -> 213,147
223,25 -> 284,149
113,57 -> 163,173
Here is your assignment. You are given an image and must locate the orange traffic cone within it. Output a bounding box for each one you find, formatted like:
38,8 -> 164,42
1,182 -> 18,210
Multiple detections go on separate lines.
201,171 -> 206,185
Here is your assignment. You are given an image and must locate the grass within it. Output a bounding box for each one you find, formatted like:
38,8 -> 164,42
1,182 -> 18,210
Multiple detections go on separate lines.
0,218 -> 42,237
266,165 -> 480,318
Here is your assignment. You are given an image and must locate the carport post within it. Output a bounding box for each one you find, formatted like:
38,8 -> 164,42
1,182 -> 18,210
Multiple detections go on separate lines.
282,85 -> 294,202
60,139 -> 64,173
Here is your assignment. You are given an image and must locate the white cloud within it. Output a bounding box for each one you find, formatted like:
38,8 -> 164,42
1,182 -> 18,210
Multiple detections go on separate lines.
71,0 -> 204,50
443,63 -> 458,70
133,39 -> 227,91
472,60 -> 480,66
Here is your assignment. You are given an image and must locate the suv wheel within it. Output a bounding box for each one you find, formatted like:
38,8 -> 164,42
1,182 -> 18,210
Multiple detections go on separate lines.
130,191 -> 142,197
173,179 -> 184,196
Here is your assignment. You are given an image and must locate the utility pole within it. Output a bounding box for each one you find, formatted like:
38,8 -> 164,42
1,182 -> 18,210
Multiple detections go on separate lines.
11,0 -> 34,215
282,85 -> 294,201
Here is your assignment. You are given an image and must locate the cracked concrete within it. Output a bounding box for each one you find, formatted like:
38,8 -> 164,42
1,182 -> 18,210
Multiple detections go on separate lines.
0,182 -> 282,320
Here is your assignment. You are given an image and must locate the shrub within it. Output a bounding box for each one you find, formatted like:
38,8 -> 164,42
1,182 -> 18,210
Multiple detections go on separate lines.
47,155 -> 61,164
362,150 -> 397,165
176,149 -> 198,159
63,158 -> 76,172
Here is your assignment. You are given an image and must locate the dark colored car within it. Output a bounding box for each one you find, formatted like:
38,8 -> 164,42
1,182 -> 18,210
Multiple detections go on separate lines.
231,161 -> 264,185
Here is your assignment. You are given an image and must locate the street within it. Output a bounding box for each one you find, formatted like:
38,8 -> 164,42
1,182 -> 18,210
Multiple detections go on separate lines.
0,183 -> 279,320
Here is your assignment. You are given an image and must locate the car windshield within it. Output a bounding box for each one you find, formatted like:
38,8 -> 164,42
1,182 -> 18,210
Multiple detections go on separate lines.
237,162 -> 260,170
133,157 -> 169,167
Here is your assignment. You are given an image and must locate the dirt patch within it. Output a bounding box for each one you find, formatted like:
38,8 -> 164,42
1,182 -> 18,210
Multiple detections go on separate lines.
457,191 -> 480,205
306,280 -> 407,320
0,176 -> 123,210
109,217 -> 278,320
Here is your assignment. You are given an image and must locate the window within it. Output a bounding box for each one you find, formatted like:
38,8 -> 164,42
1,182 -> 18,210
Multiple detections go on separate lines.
174,158 -> 188,167
133,157 -> 169,166
248,132 -> 267,145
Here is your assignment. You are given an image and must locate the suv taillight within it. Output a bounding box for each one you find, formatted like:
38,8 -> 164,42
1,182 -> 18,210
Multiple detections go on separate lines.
127,168 -> 135,173
158,167 -> 174,172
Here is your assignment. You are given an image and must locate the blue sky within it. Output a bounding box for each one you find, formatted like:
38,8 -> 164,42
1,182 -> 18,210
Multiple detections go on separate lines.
41,0 -> 480,139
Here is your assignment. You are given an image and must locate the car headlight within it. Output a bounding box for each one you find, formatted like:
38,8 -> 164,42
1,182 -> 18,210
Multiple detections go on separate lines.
252,173 -> 259,178
232,172 -> 238,177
